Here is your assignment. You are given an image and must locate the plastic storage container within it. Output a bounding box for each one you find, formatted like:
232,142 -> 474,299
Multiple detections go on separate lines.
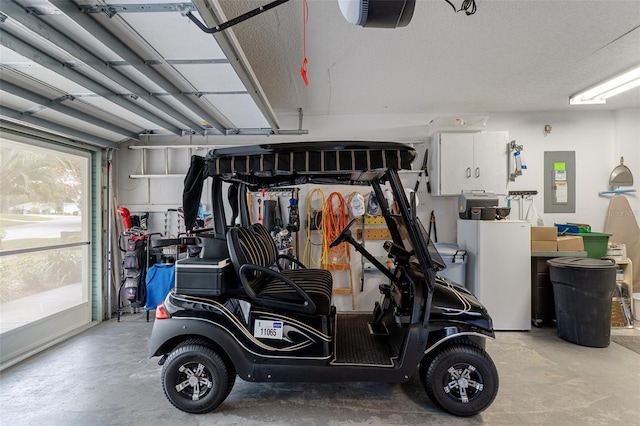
175,257 -> 231,297
563,232 -> 611,258
555,223 -> 591,234
434,242 -> 467,287
547,257 -> 617,347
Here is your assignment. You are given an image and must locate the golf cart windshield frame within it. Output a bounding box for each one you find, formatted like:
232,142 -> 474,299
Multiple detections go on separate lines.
182,140 -> 436,290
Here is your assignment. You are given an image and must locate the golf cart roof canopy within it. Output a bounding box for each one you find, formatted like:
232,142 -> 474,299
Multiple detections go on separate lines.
202,140 -> 416,187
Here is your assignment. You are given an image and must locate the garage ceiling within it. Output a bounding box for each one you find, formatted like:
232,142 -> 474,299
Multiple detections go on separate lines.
1,0 -> 639,148
218,0 -> 640,115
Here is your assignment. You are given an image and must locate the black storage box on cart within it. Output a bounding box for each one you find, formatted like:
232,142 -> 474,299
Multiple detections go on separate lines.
175,257 -> 230,297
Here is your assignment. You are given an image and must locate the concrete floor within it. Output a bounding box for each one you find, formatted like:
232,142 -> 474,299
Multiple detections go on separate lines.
1,314 -> 639,426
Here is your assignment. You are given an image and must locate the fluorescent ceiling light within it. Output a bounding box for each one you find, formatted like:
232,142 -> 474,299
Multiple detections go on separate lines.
570,65 -> 640,105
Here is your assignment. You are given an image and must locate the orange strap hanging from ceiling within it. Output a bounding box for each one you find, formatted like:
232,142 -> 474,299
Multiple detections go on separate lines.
300,0 -> 309,85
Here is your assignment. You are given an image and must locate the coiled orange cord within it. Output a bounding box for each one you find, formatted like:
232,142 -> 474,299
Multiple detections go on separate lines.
323,192 -> 349,269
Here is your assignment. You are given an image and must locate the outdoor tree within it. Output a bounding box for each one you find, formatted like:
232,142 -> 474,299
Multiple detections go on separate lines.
0,142 -> 82,214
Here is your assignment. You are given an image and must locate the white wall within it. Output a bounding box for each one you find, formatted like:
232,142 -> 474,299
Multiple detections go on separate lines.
277,109 -> 639,243
114,108 -> 639,309
114,143 -> 207,236
614,108 -> 640,211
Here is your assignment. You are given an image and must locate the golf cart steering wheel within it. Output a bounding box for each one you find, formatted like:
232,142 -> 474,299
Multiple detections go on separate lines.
329,217 -> 359,248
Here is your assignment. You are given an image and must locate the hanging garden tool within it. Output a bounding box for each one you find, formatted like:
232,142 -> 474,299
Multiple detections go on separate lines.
287,188 -> 300,232
414,148 -> 431,194
274,196 -> 284,230
429,210 -> 438,243
287,188 -> 301,260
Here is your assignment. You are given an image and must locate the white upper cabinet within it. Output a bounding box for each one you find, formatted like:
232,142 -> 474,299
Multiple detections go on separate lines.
430,131 -> 508,196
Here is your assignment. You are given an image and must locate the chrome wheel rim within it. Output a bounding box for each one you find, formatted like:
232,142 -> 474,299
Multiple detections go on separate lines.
442,362 -> 484,404
174,362 -> 214,401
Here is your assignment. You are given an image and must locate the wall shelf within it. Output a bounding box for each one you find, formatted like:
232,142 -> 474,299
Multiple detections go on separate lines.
127,144 -> 212,178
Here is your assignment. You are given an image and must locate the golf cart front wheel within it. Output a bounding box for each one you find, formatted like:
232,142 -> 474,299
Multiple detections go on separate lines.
424,344 -> 499,416
161,343 -> 234,414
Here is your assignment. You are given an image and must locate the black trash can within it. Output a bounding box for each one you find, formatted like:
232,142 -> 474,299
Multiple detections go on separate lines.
547,257 -> 617,347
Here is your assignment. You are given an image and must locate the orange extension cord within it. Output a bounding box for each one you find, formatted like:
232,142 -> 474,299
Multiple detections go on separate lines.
323,192 -> 349,269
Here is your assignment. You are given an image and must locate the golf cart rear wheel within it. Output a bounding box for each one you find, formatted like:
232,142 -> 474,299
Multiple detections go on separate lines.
424,344 -> 498,416
161,343 -> 233,414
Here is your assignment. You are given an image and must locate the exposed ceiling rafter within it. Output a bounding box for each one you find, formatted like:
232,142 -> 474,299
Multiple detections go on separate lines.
106,58 -> 231,66
77,2 -> 196,17
51,0 -> 232,134
2,0 -> 209,135
1,105 -> 120,149
0,0 -> 304,145
0,29 -> 183,134
0,79 -> 140,139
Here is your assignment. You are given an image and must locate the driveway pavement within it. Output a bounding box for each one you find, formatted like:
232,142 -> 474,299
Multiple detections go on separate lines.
3,215 -> 81,241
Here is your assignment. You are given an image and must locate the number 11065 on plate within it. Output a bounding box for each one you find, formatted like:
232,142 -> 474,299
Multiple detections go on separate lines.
254,320 -> 283,340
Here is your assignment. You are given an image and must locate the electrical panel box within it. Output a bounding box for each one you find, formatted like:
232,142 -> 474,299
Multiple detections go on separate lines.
544,151 -> 575,213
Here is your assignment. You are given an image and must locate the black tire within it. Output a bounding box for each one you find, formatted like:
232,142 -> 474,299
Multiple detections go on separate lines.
161,344 -> 234,414
172,338 -> 237,401
419,337 -> 482,381
423,344 -> 499,417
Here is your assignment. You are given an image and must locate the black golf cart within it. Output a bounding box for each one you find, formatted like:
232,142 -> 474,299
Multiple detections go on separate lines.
148,141 -> 498,417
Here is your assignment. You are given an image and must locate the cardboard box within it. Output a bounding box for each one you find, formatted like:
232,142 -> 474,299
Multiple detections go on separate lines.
531,226 -> 557,241
532,240 -> 557,251
557,235 -> 584,252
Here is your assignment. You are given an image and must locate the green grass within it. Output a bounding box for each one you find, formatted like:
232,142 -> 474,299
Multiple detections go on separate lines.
0,246 -> 82,303
0,213 -> 52,228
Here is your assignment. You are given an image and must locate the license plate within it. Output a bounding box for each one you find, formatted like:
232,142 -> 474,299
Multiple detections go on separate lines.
253,320 -> 283,340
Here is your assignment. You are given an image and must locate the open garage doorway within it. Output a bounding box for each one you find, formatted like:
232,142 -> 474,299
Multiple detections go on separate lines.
1,135 -> 96,369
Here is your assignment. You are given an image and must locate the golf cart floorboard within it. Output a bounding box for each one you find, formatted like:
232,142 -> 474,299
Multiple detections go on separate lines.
333,313 -> 404,366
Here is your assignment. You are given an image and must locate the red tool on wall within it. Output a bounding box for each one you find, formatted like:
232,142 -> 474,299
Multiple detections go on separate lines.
117,206 -> 132,230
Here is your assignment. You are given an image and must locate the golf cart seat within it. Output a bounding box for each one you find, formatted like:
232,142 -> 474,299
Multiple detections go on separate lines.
226,224 -> 333,315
